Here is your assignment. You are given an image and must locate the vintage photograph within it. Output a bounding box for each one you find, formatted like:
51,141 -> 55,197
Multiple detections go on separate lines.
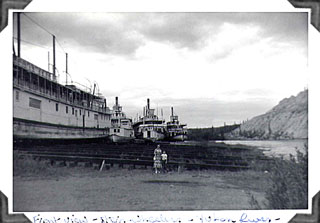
12,12 -> 308,211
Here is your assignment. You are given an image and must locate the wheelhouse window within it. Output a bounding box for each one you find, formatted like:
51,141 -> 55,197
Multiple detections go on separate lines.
29,97 -> 41,109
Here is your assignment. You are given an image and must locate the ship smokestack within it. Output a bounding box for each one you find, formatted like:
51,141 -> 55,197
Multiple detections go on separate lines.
115,96 -> 118,106
171,107 -> 174,116
147,98 -> 150,109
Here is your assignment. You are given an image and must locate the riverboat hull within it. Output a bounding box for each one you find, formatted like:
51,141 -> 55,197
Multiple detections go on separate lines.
142,129 -> 165,142
169,133 -> 188,141
109,134 -> 134,143
13,117 -> 109,140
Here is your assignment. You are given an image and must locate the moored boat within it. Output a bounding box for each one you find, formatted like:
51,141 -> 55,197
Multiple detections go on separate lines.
166,107 -> 188,141
133,99 -> 166,142
109,97 -> 135,143
13,56 -> 112,141
13,14 -> 112,142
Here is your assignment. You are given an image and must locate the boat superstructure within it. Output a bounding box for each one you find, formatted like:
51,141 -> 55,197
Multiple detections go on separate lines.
13,56 -> 112,141
133,99 -> 166,142
13,14 -> 112,141
166,107 -> 188,141
109,97 -> 135,143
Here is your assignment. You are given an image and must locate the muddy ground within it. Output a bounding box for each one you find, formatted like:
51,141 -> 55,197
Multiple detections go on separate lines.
13,163 -> 270,211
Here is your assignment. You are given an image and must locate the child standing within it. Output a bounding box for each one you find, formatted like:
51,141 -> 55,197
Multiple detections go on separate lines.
161,151 -> 168,172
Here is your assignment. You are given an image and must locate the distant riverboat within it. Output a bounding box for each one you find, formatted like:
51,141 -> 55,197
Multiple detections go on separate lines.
166,107 -> 187,141
133,99 -> 166,142
109,97 -> 135,143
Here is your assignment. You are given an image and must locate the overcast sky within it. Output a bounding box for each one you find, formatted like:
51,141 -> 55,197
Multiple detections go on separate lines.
13,12 -> 308,127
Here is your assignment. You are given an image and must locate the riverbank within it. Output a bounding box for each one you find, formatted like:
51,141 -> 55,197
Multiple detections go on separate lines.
13,140 -> 308,211
214,139 -> 307,159
13,159 -> 270,211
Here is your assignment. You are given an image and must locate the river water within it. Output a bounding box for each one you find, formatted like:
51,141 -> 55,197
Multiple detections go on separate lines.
215,139 -> 308,159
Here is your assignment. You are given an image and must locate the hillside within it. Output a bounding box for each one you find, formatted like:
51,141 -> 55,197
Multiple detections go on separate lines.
226,90 -> 308,140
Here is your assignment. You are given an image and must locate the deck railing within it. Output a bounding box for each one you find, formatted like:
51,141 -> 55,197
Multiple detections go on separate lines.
13,56 -> 57,82
13,80 -> 111,114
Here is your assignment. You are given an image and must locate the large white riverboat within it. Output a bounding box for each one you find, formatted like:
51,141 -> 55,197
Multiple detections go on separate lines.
13,56 -> 112,141
109,97 -> 135,143
13,15 -> 112,142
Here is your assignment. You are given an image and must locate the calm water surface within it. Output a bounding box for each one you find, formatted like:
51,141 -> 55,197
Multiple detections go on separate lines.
215,139 -> 308,158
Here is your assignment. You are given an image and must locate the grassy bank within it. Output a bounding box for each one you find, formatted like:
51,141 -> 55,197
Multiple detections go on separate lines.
13,143 -> 308,210
266,148 -> 308,209
248,145 -> 308,209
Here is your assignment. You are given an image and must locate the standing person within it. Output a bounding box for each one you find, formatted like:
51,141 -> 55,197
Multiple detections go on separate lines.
154,145 -> 162,156
153,145 -> 162,174
161,151 -> 168,173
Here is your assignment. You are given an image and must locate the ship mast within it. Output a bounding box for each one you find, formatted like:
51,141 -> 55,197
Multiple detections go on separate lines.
65,53 -> 68,84
17,13 -> 21,57
53,35 -> 56,76
48,52 -> 50,71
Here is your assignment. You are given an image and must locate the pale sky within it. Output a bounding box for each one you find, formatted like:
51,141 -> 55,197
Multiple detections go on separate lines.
13,12 -> 308,127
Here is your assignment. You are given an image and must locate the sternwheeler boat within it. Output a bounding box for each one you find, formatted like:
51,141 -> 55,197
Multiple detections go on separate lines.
13,13 -> 112,142
166,107 -> 187,141
133,99 -> 166,142
109,97 -> 135,143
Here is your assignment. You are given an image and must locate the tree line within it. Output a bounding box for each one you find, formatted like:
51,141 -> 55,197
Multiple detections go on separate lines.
187,124 -> 240,141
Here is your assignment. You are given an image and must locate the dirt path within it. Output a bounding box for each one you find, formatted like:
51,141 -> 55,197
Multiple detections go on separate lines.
13,167 -> 268,211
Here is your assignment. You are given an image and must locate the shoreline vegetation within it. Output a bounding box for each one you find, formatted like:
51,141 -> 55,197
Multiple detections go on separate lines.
187,125 -> 308,141
187,125 -> 240,141
13,141 -> 308,211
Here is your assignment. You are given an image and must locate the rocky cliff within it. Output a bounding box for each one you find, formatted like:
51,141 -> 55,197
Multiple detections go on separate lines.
227,90 -> 308,139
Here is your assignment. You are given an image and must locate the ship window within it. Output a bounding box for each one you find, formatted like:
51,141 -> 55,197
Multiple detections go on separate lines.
72,107 -> 74,115
114,129 -> 117,133
94,114 -> 98,120
66,106 -> 68,113
16,91 -> 19,101
80,110 -> 81,116
118,129 -> 120,133
88,111 -> 90,117
75,110 -> 77,117
56,103 -> 59,111
29,97 -> 41,109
